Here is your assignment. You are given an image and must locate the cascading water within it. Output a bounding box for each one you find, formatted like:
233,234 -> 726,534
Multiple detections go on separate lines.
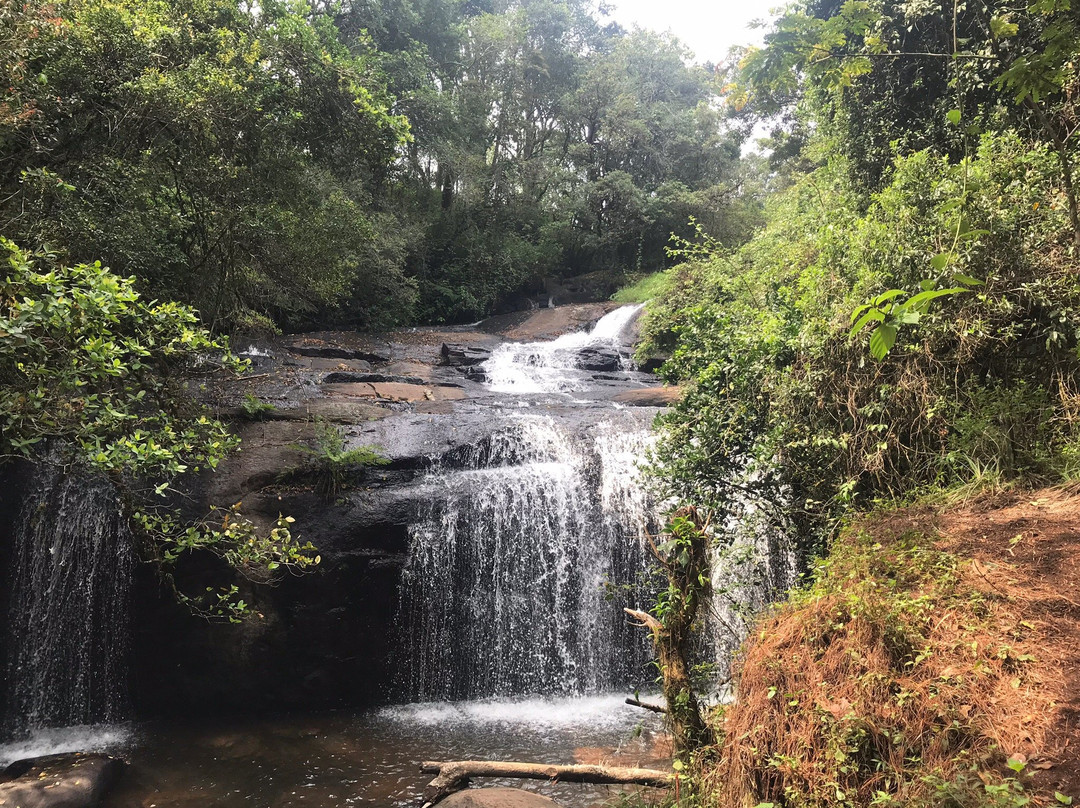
394,306 -> 662,702
3,459 -> 134,737
704,497 -> 798,684
482,304 -> 643,393
395,415 -> 658,701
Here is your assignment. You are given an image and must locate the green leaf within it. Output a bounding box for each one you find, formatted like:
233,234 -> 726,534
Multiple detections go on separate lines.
907,287 -> 968,314
850,302 -> 872,324
869,323 -> 897,360
930,252 -> 953,271
990,15 -> 1020,37
1007,757 -> 1027,773
946,108 -> 962,125
895,309 -> 921,325
873,288 -> 905,306
1055,792 -> 1073,805
952,273 -> 984,286
848,307 -> 885,338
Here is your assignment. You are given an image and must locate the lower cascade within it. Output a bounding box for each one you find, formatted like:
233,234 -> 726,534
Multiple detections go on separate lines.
394,413 -> 660,701
3,460 -> 134,737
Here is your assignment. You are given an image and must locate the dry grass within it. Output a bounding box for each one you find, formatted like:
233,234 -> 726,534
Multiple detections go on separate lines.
698,495 -> 1080,808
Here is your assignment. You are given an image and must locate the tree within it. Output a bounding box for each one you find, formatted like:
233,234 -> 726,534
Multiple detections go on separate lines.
736,0 -> 1080,233
0,239 -> 317,617
0,0 -> 413,332
627,507 -> 715,755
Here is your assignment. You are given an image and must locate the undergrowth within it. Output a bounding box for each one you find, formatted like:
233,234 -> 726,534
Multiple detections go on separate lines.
613,271 -> 672,303
283,419 -> 389,501
691,520 -> 1045,808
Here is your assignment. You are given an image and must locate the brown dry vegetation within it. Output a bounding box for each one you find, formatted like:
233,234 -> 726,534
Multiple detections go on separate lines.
700,489 -> 1080,808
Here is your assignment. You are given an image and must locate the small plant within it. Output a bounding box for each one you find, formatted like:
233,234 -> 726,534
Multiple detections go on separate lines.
240,392 -> 276,420
293,418 -> 389,501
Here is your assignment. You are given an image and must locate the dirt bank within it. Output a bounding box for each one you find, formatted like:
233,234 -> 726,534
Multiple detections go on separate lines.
706,488 -> 1080,807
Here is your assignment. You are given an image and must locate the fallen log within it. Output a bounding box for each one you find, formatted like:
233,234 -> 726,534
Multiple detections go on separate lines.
419,760 -> 674,807
625,696 -> 667,713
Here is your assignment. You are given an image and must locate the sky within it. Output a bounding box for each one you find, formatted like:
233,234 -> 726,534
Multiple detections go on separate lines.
604,0 -> 780,65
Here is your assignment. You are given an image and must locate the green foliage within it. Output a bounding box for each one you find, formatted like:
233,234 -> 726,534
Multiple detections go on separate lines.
290,418 -> 389,502
647,130 -> 1080,529
0,238 -> 240,479
635,507 -> 715,754
239,393 -> 276,421
612,272 -> 671,304
2,0 -> 763,328
135,504 -> 320,621
0,239 -> 319,618
0,0 -> 413,331
735,0 -> 1080,223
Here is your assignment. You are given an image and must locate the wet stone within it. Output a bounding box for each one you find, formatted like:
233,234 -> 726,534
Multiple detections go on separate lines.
439,787 -> 562,808
440,344 -> 492,367
0,753 -> 124,808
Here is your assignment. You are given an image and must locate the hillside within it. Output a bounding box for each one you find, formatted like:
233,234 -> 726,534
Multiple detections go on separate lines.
702,490 -> 1080,807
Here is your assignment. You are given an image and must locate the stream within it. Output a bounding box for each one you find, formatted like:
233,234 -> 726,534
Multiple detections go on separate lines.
0,695 -> 667,807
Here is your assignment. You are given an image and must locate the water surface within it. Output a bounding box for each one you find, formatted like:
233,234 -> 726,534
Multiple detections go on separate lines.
0,694 -> 668,807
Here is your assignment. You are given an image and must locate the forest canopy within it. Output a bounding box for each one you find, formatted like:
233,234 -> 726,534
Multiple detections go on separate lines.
0,0 -> 755,331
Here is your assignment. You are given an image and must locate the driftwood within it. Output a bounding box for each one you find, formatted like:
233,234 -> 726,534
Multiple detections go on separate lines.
625,696 -> 667,713
419,760 -> 674,807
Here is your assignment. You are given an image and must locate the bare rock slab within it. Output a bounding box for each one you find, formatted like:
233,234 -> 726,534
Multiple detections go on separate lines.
439,788 -> 562,808
0,753 -> 124,808
611,386 -> 682,407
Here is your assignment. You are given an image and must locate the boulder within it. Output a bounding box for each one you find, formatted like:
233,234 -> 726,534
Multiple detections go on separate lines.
439,788 -> 562,808
286,343 -> 390,363
323,372 -> 462,389
0,753 -> 123,808
440,344 -> 492,367
576,346 -> 625,372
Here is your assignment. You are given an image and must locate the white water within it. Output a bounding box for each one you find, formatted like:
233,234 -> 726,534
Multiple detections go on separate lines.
379,692 -> 656,732
3,460 -> 134,737
395,410 -> 660,702
482,304 -> 644,393
0,723 -> 133,767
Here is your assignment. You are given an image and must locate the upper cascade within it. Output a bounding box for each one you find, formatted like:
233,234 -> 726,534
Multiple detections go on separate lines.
481,304 -> 644,394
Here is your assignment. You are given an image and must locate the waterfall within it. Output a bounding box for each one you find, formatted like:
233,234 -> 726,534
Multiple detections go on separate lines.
3,460 -> 134,736
394,305 -> 661,702
482,304 -> 643,394
395,414 -> 659,701
705,500 -> 798,685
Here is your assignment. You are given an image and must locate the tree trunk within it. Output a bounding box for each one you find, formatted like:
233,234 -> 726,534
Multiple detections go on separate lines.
625,505 -> 715,755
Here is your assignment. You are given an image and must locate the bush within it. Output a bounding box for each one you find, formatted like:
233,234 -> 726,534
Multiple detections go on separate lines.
647,132 -> 1080,532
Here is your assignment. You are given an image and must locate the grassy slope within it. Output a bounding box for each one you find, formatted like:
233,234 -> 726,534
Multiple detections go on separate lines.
696,491 -> 1080,808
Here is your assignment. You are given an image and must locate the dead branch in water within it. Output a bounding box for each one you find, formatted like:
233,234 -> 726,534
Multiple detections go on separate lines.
625,696 -> 667,713
419,759 -> 674,807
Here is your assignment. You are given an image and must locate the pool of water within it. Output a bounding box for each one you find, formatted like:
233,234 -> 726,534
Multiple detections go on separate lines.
1,694 -> 669,807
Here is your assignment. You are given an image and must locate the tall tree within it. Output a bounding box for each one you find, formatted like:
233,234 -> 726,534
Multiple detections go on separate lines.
0,0 -> 413,331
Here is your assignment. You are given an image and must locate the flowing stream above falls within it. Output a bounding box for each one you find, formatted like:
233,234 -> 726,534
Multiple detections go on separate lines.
393,304 -> 661,701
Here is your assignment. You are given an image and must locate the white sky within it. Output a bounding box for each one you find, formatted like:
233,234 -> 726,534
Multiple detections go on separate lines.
603,0 -> 781,65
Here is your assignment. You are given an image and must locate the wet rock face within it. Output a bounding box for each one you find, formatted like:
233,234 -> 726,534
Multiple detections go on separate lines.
440,344 -> 491,367
0,754 -> 124,808
116,304 -> 669,715
575,346 -> 626,372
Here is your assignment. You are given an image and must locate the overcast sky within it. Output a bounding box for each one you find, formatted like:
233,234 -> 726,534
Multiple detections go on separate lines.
604,0 -> 780,64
